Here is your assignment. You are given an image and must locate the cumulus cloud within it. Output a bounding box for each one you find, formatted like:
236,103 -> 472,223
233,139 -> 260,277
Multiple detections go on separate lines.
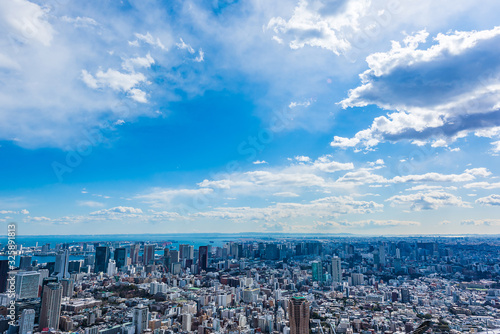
475,194 -> 500,206
464,181 -> 500,189
387,191 -> 470,211
78,200 -> 105,208
461,219 -> 500,226
90,206 -> 143,215
392,168 -> 490,183
334,27 -> 500,149
273,192 -> 300,197
194,196 -> 383,222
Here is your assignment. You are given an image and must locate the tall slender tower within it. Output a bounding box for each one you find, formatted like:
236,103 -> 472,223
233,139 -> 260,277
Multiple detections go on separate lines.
54,249 -> 70,279
130,244 -> 140,265
95,246 -> 110,273
143,244 -> 155,265
331,257 -> 342,283
288,297 -> 310,334
198,246 -> 208,271
19,309 -> 35,334
39,283 -> 63,330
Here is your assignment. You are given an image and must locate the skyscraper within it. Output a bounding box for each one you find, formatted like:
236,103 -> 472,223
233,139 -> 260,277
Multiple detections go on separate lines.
331,257 -> 342,283
114,248 -> 127,269
95,246 -> 110,273
198,246 -> 208,271
19,256 -> 32,270
133,304 -> 149,334
143,244 -> 155,265
39,283 -> 63,330
54,249 -> 70,279
179,244 -> 194,260
288,297 -> 310,334
311,261 -> 324,282
15,272 -> 40,300
130,244 -> 140,265
19,309 -> 35,334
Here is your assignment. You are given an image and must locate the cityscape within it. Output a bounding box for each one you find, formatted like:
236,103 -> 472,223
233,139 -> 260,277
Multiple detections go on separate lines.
0,235 -> 499,334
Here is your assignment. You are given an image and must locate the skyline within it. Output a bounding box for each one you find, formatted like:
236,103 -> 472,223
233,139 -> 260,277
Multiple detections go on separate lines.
1,0 -> 500,235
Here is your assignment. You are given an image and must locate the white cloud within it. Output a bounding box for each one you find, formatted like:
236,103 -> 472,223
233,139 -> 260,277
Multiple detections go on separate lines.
273,192 -> 300,197
387,191 -> 470,211
252,160 -> 268,164
132,32 -> 166,50
475,194 -> 500,206
461,219 -> 500,226
464,181 -> 500,189
81,69 -> 149,103
194,49 -> 204,62
0,0 -> 54,46
294,155 -> 311,162
61,16 -> 98,28
392,168 -> 490,183
122,53 -> 155,72
176,38 -> 195,54
336,27 -> 500,149
289,100 -> 311,108
78,200 -> 105,208
90,206 -> 143,216
194,196 -> 383,222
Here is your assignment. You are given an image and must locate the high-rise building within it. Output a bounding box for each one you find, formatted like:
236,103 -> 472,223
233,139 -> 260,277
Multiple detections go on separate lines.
170,250 -> 179,263
311,261 -> 324,282
401,288 -> 410,303
95,246 -> 110,273
179,244 -> 194,260
19,256 -> 32,270
130,244 -> 140,265
39,283 -> 63,330
331,257 -> 342,283
19,309 -> 35,334
198,246 -> 208,271
0,260 -> 8,293
143,244 -> 155,265
114,248 -> 127,269
54,249 -> 70,279
351,273 -> 364,286
15,272 -> 40,300
60,279 -> 74,298
133,304 -> 149,334
163,248 -> 171,269
379,244 -> 386,266
288,297 -> 310,334
107,260 -> 117,276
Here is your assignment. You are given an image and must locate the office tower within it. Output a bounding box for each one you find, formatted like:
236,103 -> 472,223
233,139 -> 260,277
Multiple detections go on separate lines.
39,283 -> 63,330
114,248 -> 126,269
170,250 -> 179,263
198,246 -> 208,271
179,244 -> 194,260
15,272 -> 40,299
266,243 -> 279,260
41,243 -> 50,253
19,256 -> 32,270
379,244 -> 386,266
95,246 -> 110,273
19,309 -> 35,334
60,279 -> 74,297
54,249 -> 70,279
182,313 -> 192,332
401,288 -> 410,303
351,273 -> 364,286
84,254 -> 95,268
163,248 -> 171,269
107,260 -> 117,276
68,260 -> 82,273
0,260 -> 8,293
331,257 -> 342,283
143,244 -> 155,265
130,244 -> 140,265
311,261 -> 324,282
133,304 -> 149,334
288,297 -> 310,334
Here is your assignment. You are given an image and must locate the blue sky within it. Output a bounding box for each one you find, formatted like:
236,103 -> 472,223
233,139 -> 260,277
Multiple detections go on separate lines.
1,0 -> 500,235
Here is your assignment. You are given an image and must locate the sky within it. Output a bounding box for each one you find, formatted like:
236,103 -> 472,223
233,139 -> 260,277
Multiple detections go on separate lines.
0,0 -> 500,235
